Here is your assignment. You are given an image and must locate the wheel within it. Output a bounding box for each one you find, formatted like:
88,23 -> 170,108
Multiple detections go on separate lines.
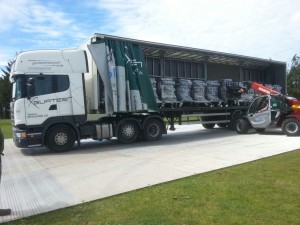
202,123 -> 215,129
143,119 -> 164,141
255,128 -> 265,133
217,123 -> 228,128
229,110 -> 243,130
282,119 -> 300,136
117,119 -> 140,143
46,125 -> 76,152
236,118 -> 249,134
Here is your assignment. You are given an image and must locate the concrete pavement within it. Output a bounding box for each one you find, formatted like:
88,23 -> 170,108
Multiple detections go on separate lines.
0,125 -> 299,223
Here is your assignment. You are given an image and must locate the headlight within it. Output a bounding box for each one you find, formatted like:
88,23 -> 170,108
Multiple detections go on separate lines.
16,132 -> 26,138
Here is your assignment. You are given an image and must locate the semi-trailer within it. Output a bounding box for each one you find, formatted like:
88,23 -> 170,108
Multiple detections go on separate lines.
10,33 -> 287,152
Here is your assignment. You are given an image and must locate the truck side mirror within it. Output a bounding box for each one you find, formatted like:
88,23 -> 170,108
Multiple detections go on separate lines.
27,78 -> 35,99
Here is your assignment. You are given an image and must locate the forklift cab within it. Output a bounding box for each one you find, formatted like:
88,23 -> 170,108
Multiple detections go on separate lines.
247,95 -> 286,129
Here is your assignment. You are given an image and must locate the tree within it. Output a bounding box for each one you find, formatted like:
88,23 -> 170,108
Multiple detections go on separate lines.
287,54 -> 300,99
0,61 -> 13,119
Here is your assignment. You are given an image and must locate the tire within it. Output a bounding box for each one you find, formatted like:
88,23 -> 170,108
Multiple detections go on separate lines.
46,125 -> 76,152
282,119 -> 300,136
202,123 -> 215,129
229,110 -> 244,130
117,119 -> 140,144
143,119 -> 164,141
236,118 -> 249,134
255,128 -> 265,133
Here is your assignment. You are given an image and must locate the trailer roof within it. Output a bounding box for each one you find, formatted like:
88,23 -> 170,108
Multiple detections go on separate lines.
93,33 -> 285,69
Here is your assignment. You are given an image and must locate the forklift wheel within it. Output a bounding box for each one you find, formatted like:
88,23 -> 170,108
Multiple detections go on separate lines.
282,118 -> 300,136
236,118 -> 249,134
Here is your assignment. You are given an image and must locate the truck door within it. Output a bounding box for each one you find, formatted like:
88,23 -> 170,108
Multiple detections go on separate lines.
55,75 -> 73,116
25,75 -> 58,125
247,95 -> 272,128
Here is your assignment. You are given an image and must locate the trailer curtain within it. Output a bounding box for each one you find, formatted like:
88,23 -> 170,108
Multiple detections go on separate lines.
88,38 -> 158,113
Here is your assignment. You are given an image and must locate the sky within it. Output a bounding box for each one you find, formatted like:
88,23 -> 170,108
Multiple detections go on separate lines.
0,0 -> 300,72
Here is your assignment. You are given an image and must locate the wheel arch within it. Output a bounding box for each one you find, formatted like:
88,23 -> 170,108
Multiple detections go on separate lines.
229,109 -> 246,130
279,114 -> 300,126
114,116 -> 142,138
231,110 -> 245,120
42,121 -> 79,146
115,117 -> 141,144
281,117 -> 300,136
141,115 -> 166,134
236,117 -> 251,134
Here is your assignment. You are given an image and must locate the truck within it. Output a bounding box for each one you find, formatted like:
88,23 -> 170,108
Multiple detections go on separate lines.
9,33 -> 288,152
235,82 -> 300,135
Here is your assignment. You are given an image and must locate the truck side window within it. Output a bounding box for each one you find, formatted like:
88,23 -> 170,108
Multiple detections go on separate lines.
26,75 -> 69,96
56,76 -> 69,92
34,76 -> 53,96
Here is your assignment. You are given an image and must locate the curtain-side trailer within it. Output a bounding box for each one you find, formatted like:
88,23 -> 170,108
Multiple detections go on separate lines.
10,33 -> 286,152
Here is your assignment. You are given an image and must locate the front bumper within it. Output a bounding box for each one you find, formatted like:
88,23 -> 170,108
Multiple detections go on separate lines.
13,127 -> 43,148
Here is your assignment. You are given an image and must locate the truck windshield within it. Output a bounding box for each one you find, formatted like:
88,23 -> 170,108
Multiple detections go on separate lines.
11,74 -> 69,100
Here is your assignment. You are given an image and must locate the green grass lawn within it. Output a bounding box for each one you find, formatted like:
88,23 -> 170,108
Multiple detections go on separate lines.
4,149 -> 300,225
0,119 -> 12,139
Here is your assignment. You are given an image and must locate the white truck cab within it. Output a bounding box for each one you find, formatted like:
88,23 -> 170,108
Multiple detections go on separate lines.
10,49 -> 88,148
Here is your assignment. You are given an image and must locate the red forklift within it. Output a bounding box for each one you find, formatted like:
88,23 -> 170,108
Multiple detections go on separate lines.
236,82 -> 300,136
